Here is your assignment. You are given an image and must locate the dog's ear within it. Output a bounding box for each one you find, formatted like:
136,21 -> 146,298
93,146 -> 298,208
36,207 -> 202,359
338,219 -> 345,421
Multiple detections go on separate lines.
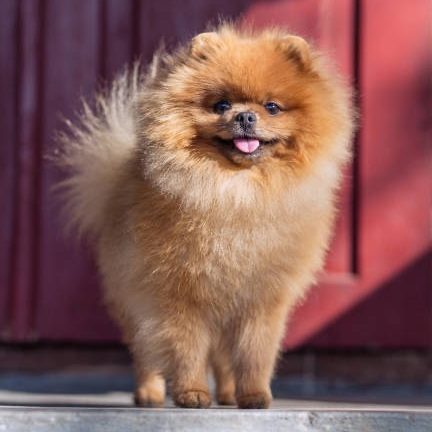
280,35 -> 311,69
190,32 -> 220,60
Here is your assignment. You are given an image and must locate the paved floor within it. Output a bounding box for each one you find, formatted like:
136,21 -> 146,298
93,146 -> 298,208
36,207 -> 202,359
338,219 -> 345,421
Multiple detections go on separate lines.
1,371 -> 432,431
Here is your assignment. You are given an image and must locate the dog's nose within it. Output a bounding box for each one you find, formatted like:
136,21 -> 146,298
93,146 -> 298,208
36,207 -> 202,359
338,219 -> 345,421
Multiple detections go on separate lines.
235,111 -> 257,127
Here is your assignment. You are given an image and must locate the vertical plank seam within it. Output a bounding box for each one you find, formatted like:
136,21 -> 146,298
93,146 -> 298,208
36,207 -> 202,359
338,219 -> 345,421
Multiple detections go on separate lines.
5,0 -> 22,340
132,0 -> 141,61
351,0 -> 362,275
29,0 -> 46,339
99,0 -> 107,80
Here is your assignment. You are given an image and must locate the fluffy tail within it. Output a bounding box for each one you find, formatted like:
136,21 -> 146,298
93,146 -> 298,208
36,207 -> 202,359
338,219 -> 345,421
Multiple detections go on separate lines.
54,65 -> 142,239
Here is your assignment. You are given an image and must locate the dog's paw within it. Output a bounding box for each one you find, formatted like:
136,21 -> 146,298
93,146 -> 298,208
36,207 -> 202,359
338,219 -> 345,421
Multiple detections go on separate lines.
134,389 -> 165,408
174,390 -> 211,408
237,392 -> 271,409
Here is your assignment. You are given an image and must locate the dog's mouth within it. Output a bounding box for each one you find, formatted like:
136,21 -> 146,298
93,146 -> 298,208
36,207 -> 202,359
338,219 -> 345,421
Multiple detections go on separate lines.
214,135 -> 277,155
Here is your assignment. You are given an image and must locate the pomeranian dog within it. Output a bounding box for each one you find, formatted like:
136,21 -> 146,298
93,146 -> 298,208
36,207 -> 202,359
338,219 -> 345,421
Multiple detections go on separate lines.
57,25 -> 353,409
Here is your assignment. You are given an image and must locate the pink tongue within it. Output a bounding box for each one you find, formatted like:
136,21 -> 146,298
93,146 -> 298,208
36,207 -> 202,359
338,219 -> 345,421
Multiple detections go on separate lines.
233,138 -> 260,154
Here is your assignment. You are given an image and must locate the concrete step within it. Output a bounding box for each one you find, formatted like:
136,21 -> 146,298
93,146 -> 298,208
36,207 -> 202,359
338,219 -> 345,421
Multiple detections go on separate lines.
1,406 -> 432,432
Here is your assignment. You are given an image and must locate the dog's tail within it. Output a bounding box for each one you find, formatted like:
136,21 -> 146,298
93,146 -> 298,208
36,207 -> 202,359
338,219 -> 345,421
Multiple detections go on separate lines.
54,65 -> 142,240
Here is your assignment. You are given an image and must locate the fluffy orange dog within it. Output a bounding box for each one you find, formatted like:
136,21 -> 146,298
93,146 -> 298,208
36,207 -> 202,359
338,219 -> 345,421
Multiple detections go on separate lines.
58,25 -> 353,409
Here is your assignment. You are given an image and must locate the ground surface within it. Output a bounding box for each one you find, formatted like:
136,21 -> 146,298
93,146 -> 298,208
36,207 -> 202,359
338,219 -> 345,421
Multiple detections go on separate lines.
1,370 -> 432,431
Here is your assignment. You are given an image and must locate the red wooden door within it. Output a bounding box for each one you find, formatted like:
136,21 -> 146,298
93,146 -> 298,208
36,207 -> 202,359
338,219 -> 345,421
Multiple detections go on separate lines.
1,0 -> 430,347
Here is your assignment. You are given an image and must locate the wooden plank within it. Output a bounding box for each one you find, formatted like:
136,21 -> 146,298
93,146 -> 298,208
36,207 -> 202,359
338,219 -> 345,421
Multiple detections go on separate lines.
35,0 -> 119,341
7,0 -> 44,341
0,0 -> 18,339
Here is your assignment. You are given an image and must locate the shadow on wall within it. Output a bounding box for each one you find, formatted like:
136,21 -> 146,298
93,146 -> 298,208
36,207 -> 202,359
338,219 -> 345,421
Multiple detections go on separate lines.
307,250 -> 432,348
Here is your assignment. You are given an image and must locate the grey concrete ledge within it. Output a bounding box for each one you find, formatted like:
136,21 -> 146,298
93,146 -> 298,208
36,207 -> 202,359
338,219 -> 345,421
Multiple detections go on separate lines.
1,407 -> 432,432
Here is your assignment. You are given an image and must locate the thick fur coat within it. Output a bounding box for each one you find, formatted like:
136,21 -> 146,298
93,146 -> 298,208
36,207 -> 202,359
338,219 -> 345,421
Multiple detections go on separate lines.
57,26 -> 354,408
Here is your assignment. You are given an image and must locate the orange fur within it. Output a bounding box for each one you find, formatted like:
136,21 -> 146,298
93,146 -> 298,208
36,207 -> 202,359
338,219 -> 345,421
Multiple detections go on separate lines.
56,25 -> 354,409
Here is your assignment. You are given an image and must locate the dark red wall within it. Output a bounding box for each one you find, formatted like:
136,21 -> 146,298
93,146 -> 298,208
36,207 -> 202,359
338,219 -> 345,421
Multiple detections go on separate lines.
0,0 -> 430,348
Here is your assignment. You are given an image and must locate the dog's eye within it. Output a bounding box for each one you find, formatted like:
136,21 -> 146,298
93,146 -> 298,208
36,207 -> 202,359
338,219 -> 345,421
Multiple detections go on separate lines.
213,100 -> 232,114
264,102 -> 281,115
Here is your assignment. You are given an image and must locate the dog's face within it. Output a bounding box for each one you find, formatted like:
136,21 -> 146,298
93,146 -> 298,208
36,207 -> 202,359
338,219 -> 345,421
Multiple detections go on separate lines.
182,31 -> 317,168
140,27 -> 351,173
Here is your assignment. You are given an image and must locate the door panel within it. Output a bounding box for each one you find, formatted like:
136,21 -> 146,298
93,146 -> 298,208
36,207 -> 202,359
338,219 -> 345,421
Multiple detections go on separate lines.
285,0 -> 432,348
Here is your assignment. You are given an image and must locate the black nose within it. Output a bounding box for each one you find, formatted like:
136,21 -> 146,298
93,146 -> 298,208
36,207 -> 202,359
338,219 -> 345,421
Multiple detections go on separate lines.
235,111 -> 256,127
